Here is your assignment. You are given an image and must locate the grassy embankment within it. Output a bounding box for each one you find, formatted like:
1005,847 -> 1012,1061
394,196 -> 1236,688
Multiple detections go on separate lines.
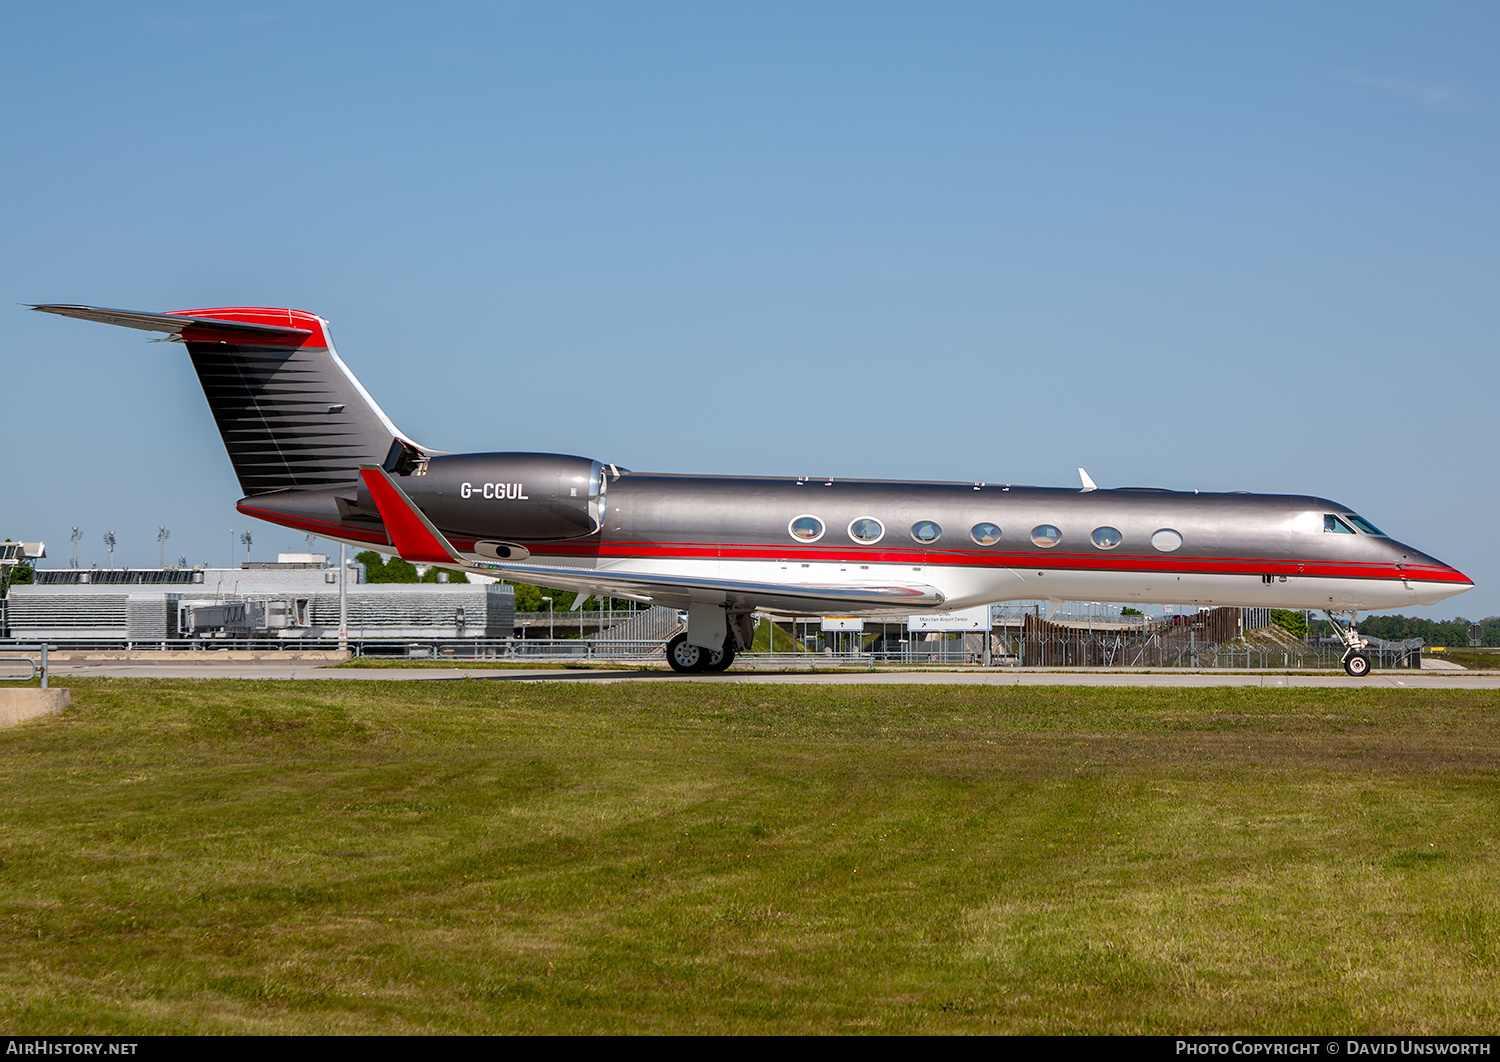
1427,646 -> 1500,670
1,680 -> 1497,1033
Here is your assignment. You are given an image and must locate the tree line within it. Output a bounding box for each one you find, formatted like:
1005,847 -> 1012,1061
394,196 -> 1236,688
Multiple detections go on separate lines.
1271,608 -> 1498,646
1346,613 -> 1500,647
355,551 -> 469,584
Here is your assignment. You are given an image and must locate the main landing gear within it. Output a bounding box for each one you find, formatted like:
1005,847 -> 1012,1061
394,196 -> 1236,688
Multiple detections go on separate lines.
665,609 -> 753,674
1325,611 -> 1372,678
665,632 -> 736,673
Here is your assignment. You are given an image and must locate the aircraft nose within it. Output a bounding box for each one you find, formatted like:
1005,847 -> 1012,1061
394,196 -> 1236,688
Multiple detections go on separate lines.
1395,543 -> 1474,603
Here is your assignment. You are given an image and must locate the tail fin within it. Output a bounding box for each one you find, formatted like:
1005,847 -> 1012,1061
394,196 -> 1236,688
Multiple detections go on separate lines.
33,304 -> 425,496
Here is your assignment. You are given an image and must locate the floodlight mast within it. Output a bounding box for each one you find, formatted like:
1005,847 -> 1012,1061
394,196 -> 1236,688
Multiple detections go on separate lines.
158,526 -> 170,568
70,526 -> 81,569
339,542 -> 348,652
102,530 -> 115,570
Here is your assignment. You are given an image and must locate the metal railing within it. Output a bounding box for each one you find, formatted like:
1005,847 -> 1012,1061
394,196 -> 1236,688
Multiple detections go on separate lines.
0,633 -> 1426,670
0,644 -> 49,687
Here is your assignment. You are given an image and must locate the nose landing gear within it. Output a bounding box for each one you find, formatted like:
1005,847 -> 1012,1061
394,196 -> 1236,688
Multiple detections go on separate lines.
1326,611 -> 1373,678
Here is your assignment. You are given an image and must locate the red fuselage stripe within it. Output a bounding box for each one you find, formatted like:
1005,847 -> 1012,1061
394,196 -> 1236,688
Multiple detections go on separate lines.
520,539 -> 1471,585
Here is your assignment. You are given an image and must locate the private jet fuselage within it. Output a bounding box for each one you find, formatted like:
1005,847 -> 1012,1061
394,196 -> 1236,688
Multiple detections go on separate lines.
33,303 -> 1473,673
245,454 -> 1468,615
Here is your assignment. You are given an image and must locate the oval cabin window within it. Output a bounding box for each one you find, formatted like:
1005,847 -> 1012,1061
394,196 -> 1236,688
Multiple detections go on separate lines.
970,522 -> 1002,545
848,517 -> 884,543
1031,525 -> 1062,548
789,515 -> 825,542
1151,528 -> 1183,553
1091,526 -> 1123,550
910,520 -> 942,543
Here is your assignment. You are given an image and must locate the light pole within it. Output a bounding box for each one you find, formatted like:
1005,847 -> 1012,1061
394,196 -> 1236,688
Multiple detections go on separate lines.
71,526 -> 81,569
542,596 -> 554,643
102,531 -> 116,570
339,542 -> 348,652
239,531 -> 253,563
158,526 -> 170,568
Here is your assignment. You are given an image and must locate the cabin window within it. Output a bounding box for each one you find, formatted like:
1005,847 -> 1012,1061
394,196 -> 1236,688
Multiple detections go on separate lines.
970,522 -> 1002,545
1091,526 -> 1123,550
1324,514 -> 1356,535
1030,524 -> 1061,548
910,520 -> 942,543
1151,528 -> 1183,553
1342,513 -> 1385,536
848,517 -> 884,544
789,515 -> 825,542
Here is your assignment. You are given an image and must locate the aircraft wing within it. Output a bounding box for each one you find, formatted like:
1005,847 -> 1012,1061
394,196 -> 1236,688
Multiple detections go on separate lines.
463,558 -> 946,615
356,464 -> 945,615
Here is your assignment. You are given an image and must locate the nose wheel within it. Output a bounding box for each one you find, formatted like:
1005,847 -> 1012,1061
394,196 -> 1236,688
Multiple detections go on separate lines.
1326,611 -> 1373,679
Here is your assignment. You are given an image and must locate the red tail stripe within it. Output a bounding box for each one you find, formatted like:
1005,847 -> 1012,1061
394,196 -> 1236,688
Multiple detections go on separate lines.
174,306 -> 330,348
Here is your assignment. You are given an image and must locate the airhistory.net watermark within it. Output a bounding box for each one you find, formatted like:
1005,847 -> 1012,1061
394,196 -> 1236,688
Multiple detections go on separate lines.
5,1043 -> 137,1056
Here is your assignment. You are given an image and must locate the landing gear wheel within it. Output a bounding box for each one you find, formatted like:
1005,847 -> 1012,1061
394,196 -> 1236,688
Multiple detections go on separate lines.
1343,651 -> 1371,678
666,633 -> 709,673
704,644 -> 736,672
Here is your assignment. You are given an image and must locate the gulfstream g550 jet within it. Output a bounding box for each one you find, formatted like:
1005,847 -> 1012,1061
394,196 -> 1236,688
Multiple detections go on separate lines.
33,303 -> 1473,675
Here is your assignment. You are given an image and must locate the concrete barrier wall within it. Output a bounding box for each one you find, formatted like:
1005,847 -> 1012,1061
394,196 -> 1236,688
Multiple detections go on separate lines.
0,688 -> 71,727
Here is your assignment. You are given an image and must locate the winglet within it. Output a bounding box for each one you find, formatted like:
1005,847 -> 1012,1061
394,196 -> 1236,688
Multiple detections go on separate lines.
358,465 -> 462,564
1078,467 -> 1097,492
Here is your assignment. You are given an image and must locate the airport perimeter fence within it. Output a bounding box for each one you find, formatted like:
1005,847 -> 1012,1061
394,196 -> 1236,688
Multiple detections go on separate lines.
0,636 -> 1424,669
0,637 -> 670,662
0,601 -> 1424,670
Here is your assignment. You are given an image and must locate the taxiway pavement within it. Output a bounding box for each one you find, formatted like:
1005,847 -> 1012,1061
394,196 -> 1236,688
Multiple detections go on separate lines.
37,660 -> 1500,689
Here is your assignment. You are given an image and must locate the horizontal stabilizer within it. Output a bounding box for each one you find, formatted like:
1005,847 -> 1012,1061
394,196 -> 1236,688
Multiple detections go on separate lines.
37,301 -> 420,496
30,304 -> 311,338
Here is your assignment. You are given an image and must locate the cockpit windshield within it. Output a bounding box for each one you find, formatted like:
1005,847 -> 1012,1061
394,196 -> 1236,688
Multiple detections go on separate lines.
1343,513 -> 1386,536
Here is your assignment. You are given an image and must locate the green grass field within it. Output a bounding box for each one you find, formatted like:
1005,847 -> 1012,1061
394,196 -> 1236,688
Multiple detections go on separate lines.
1,679 -> 1497,1034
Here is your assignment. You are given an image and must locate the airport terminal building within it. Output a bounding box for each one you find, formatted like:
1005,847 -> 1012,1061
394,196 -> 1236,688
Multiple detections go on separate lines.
2,556 -> 514,644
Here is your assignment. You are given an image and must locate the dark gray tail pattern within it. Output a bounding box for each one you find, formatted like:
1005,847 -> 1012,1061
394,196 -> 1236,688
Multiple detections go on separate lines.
183,338 -> 396,496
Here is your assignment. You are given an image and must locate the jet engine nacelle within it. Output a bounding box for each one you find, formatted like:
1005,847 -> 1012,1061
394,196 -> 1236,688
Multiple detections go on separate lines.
400,453 -> 605,542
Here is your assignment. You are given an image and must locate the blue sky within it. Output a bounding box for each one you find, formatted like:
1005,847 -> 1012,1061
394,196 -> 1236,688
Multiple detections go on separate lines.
2,2 -> 1495,617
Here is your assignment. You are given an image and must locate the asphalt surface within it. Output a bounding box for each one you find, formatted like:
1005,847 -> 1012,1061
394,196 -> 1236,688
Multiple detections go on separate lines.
35,660 -> 1500,688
